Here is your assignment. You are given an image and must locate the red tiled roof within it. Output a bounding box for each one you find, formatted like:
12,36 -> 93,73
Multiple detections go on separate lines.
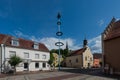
0,34 -> 7,43
104,20 -> 120,40
0,34 -> 49,52
68,48 -> 86,56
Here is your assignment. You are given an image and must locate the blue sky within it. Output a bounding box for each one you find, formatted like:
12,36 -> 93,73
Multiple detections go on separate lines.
0,0 -> 120,53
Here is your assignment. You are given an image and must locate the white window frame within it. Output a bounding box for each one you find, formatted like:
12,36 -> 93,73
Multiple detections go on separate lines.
24,53 -> 29,58
35,54 -> 39,59
42,55 -> 46,59
42,63 -> 46,68
34,42 -> 39,49
11,37 -> 19,46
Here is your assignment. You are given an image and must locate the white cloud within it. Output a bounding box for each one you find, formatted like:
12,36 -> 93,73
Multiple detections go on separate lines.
14,30 -> 81,50
39,37 -> 81,50
116,18 -> 120,21
88,35 -> 102,53
98,20 -> 104,26
14,30 -> 102,52
14,30 -> 29,38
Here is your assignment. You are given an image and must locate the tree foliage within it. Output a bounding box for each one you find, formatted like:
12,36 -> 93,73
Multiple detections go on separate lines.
8,55 -> 22,73
48,52 -> 54,66
50,48 -> 70,59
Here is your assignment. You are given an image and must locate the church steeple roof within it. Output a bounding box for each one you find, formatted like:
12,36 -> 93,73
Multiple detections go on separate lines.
83,37 -> 88,48
66,41 -> 68,50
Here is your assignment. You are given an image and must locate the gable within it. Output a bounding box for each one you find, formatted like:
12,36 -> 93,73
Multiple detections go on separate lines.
103,19 -> 120,41
82,47 -> 93,59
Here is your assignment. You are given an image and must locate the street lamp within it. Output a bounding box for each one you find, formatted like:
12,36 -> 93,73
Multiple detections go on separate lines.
55,12 -> 64,71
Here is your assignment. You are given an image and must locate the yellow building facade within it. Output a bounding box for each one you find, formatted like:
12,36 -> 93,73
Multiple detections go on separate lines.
52,53 -> 63,67
65,47 -> 93,68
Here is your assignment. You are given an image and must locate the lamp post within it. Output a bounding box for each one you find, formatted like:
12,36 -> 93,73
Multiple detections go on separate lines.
55,13 -> 64,71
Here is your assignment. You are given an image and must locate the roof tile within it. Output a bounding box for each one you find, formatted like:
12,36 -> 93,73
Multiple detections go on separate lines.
68,48 -> 86,56
0,34 -> 49,52
104,20 -> 120,40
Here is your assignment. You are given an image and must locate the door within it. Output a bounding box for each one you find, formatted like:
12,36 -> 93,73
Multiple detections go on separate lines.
24,63 -> 29,71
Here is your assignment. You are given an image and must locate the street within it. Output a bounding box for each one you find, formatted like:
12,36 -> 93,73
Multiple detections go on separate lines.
0,68 -> 119,80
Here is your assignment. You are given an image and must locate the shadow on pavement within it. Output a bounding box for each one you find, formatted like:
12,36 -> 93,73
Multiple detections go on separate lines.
59,68 -> 120,80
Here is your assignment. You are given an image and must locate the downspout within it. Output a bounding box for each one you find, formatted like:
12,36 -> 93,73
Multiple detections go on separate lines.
3,44 -> 5,73
0,44 -> 2,73
1,44 -> 5,73
1,44 -> 3,73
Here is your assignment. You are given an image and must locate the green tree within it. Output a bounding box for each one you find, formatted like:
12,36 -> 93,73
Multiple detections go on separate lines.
50,48 -> 70,59
48,53 -> 54,67
63,48 -> 69,57
50,49 -> 57,53
8,55 -> 22,74
48,53 -> 55,70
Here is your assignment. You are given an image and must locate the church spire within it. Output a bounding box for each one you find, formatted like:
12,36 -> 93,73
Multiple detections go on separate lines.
66,41 -> 68,50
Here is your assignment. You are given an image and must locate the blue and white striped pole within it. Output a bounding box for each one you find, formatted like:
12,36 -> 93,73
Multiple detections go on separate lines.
55,13 -> 64,71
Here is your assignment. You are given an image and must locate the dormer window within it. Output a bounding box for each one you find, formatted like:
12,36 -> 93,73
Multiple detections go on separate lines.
11,37 -> 19,46
34,42 -> 39,49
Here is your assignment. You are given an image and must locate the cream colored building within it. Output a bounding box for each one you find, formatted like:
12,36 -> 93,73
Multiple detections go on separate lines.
65,39 -> 93,68
52,53 -> 63,67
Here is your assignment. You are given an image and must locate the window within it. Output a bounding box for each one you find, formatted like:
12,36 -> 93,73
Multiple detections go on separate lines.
35,54 -> 39,59
24,63 -> 28,69
42,55 -> 46,59
69,60 -> 71,63
11,37 -> 19,46
42,63 -> 46,68
12,40 -> 19,46
85,56 -> 87,61
35,62 -> 39,68
34,42 -> 39,49
76,58 -> 78,63
24,53 -> 29,58
9,51 -> 16,57
90,57 -> 92,61
55,58 -> 57,60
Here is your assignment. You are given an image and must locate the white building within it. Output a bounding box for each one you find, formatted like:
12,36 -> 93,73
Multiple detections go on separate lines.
0,34 -> 50,73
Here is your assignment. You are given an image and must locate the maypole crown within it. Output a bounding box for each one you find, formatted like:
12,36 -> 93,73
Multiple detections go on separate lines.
57,12 -> 61,19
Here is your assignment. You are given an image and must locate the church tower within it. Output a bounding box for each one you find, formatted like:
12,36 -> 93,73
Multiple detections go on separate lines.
83,38 -> 88,48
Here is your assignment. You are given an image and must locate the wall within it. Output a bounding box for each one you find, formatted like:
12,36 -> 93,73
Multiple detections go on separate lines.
4,46 -> 50,72
93,59 -> 100,67
104,37 -> 120,72
65,55 -> 83,68
82,47 -> 93,68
